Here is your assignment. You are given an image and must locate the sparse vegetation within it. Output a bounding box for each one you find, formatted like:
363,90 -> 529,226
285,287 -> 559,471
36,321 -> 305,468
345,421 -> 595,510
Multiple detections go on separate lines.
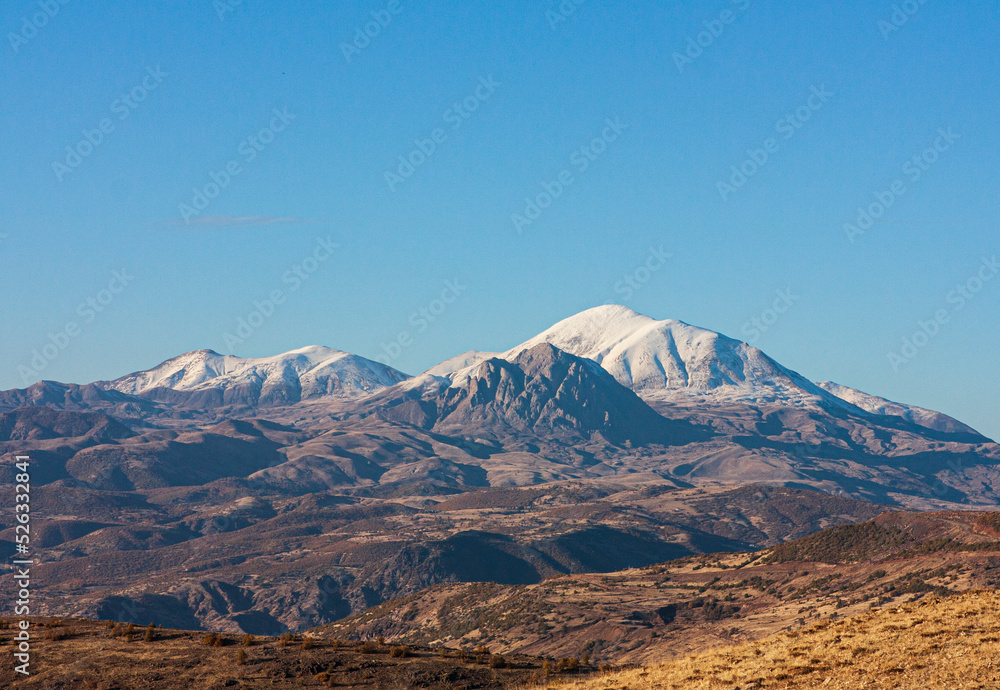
765,522 -> 912,564
551,590 -> 1000,689
356,641 -> 380,654
202,632 -> 224,647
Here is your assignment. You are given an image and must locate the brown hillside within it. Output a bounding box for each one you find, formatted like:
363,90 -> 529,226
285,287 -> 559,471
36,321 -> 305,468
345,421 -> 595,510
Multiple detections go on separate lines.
553,589 -> 1000,689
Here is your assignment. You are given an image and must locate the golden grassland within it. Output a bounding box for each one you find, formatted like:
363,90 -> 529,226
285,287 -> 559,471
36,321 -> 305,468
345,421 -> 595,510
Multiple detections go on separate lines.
550,590 -> 1000,689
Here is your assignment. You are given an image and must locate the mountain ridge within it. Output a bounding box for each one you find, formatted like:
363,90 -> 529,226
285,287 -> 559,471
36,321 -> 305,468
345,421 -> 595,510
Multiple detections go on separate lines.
98,345 -> 410,408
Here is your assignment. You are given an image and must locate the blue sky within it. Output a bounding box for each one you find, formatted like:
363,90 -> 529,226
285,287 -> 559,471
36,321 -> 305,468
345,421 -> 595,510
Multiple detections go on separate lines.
1,0 -> 998,439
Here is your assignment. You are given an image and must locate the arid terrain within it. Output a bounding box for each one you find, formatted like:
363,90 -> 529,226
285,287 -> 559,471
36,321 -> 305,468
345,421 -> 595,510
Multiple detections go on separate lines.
0,616 -> 565,689
1,482 -> 886,633
319,509 -> 1000,665
5,509 -> 1000,688
2,309 -> 999,686
553,590 -> 1000,689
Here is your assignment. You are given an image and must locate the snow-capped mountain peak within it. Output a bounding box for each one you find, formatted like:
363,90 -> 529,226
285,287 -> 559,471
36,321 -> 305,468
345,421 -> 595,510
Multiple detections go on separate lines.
503,305 -> 831,405
104,345 -> 410,405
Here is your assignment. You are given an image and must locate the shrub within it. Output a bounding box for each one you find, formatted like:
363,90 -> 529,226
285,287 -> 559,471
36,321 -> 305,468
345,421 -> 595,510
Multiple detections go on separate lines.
43,628 -> 68,641
390,645 -> 410,658
357,641 -> 379,654
241,633 -> 255,647
203,632 -> 224,647
301,636 -> 314,650
236,648 -> 247,666
489,654 -> 507,668
557,657 -> 580,673
144,624 -> 155,643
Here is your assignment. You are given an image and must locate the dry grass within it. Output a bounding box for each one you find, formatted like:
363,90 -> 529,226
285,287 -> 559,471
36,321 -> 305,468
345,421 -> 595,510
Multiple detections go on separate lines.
0,616 -> 552,689
551,590 -> 1000,689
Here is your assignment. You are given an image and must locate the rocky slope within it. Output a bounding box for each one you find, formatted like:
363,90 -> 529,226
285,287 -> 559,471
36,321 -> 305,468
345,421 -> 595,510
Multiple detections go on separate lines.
0,484 -> 887,635
323,509 -> 1000,666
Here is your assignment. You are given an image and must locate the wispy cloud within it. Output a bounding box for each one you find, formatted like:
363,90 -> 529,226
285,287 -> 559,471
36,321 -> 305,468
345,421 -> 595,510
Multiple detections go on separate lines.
160,215 -> 319,228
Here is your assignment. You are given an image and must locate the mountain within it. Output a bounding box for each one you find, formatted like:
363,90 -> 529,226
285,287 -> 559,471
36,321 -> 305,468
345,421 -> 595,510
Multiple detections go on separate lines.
430,305 -> 854,410
368,343 -> 707,447
424,306 -> 983,439
503,305 -> 838,405
101,346 -> 410,408
0,380 -> 162,418
4,308 -> 1000,650
817,381 -> 983,437
1,305 -> 995,505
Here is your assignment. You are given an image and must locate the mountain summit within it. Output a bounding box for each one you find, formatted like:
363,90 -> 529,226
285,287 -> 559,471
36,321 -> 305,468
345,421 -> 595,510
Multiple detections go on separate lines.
103,346 -> 409,408
505,305 -> 827,404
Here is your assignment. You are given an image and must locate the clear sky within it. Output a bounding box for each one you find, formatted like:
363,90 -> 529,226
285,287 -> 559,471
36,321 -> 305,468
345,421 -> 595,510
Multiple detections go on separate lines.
1,0 -> 998,439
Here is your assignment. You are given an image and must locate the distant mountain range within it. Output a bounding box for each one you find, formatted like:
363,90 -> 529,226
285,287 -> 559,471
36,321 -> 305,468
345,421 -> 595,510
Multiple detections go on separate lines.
5,304 -> 978,436
1,305 -> 996,506
104,345 -> 408,407
4,305 -> 1000,637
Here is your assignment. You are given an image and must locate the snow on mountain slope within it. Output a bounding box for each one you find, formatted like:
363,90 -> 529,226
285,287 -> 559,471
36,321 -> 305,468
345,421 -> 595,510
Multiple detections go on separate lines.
105,346 -> 410,403
422,351 -> 499,379
817,381 -> 982,436
389,307 -> 981,437
503,305 -> 839,406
